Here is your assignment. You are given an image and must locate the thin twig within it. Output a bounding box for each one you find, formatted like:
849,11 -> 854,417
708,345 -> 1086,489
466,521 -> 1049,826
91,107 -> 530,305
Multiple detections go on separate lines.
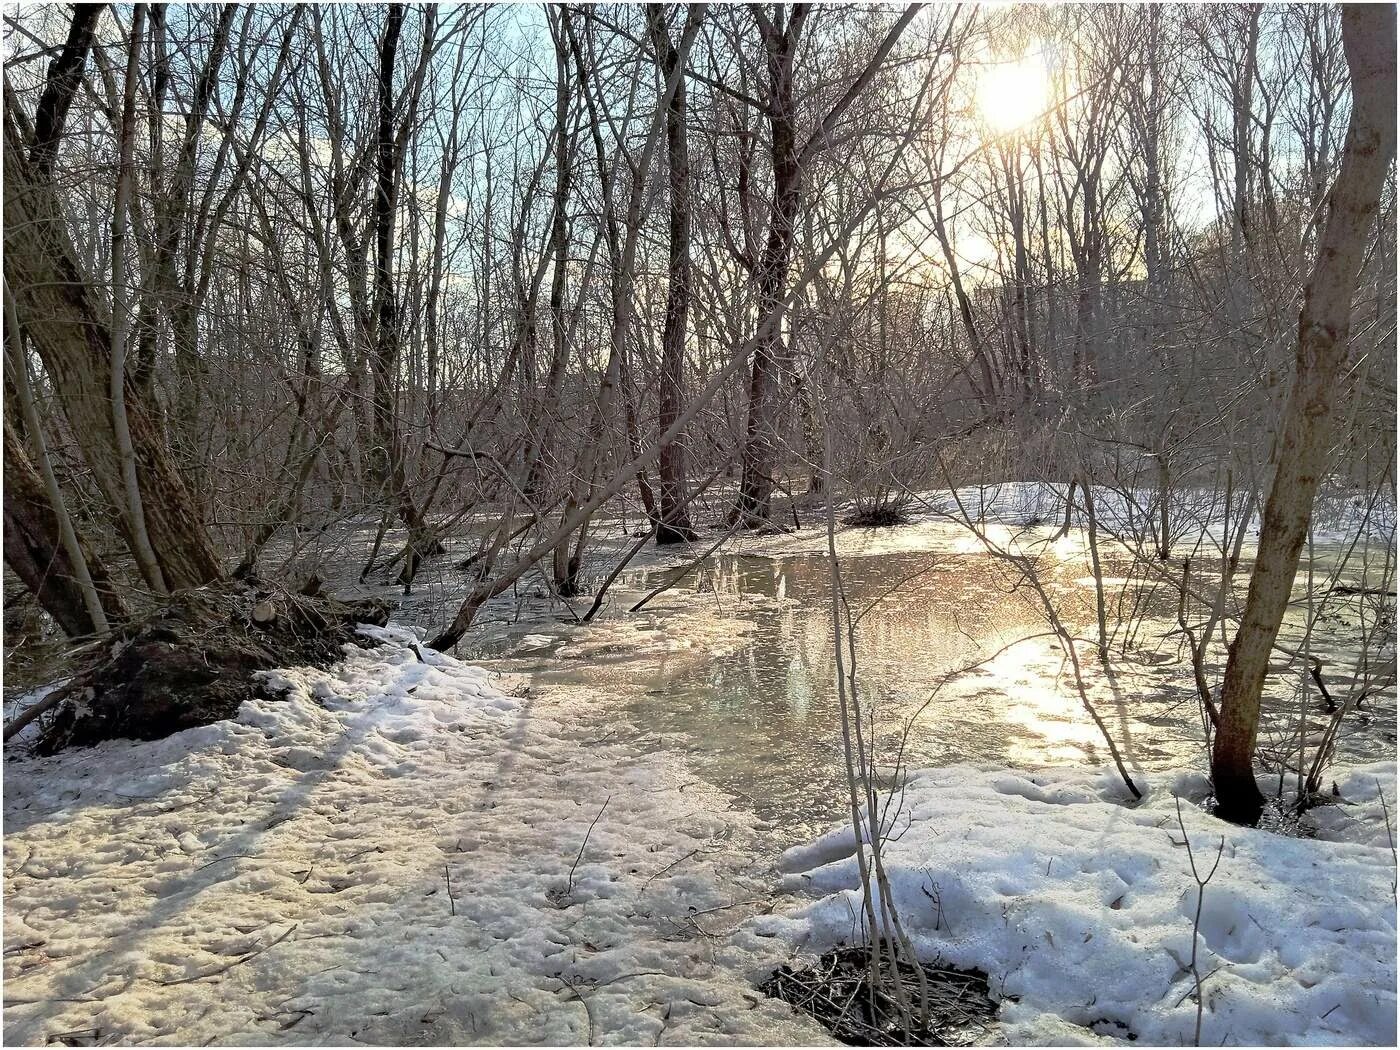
567,796 -> 611,897
1377,780 -> 1397,899
160,924 -> 298,986
1175,797 -> 1225,1047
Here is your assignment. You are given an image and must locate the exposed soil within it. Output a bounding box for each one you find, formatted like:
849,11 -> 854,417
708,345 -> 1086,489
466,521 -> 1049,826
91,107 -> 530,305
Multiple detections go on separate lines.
26,581 -> 388,754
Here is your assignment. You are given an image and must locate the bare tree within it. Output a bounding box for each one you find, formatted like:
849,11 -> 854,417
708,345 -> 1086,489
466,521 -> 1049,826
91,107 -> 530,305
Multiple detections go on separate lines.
649,2 -> 702,544
1211,3 -> 1396,825
4,9 -> 222,593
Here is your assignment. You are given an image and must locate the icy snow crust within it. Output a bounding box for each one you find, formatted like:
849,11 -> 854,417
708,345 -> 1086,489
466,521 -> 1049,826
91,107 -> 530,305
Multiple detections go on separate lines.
3,628 -> 828,1046
755,763 -> 1399,1047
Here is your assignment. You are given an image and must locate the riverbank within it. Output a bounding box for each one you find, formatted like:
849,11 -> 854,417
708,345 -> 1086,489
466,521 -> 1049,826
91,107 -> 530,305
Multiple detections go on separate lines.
5,485 -> 1394,1045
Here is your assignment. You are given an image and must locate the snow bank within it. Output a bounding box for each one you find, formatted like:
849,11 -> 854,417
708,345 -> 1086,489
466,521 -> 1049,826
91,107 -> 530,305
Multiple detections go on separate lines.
4,631 -> 827,1046
733,480 -> 1395,561
929,480 -> 1393,547
749,763 -> 1398,1046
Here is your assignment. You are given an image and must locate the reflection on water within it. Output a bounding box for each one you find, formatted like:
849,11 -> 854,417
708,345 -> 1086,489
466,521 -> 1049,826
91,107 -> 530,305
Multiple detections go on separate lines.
458,536 -> 1395,839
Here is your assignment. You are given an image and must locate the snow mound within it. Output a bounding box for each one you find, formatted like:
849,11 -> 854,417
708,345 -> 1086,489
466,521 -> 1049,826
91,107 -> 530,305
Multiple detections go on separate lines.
751,764 -> 1398,1046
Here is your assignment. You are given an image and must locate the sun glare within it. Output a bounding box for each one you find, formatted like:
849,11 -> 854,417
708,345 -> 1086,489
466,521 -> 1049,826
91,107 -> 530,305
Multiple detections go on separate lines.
979,57 -> 1051,134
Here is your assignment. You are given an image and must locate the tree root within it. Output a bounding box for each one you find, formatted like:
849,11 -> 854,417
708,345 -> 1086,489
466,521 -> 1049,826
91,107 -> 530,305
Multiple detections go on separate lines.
16,580 -> 388,754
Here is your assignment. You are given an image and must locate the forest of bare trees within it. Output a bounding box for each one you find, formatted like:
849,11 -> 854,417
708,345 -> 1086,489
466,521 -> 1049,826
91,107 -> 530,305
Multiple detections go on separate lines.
2,4 -> 1397,1047
3,2 -> 1396,813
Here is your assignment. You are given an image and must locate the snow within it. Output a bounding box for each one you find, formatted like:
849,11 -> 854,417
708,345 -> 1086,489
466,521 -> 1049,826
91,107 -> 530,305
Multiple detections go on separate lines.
5,489 -> 1393,1046
749,762 -> 1398,1047
727,480 -> 1396,561
3,629 -> 830,1046
9,630 -> 1391,1045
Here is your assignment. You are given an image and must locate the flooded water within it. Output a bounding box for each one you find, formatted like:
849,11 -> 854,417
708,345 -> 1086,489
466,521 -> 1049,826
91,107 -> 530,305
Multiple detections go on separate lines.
457,531 -> 1397,838
6,516 -> 1391,844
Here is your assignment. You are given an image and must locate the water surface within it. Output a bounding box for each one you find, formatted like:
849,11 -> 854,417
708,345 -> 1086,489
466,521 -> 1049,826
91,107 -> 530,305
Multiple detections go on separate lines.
458,535 -> 1396,837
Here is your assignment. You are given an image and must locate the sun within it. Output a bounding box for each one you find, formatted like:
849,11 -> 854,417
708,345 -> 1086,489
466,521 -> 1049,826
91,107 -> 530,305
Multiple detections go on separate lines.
978,57 -> 1051,135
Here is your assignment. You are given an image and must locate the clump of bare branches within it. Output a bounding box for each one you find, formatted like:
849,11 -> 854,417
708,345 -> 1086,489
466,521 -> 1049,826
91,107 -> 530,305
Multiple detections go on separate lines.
761,945 -> 996,1047
843,501 -> 911,529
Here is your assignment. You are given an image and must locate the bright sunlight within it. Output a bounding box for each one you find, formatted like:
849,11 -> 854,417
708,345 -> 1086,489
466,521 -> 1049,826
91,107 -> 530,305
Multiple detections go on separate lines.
978,55 -> 1052,133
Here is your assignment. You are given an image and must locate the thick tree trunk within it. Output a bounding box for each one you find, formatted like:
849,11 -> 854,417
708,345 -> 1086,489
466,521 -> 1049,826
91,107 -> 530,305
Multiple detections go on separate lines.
3,105 -> 223,590
737,9 -> 802,525
650,4 -> 700,545
6,279 -> 121,634
3,418 -> 127,636
1211,4 -> 1395,825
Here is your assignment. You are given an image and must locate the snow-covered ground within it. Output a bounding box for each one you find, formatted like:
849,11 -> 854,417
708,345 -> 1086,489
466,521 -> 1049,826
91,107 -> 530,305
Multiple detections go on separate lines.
3,629 -> 829,1046
753,762 -> 1398,1047
5,481 -> 1394,1046
6,629 -> 1395,1046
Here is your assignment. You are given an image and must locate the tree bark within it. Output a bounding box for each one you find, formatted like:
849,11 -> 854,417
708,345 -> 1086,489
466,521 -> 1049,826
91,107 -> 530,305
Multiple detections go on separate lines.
1211,3 -> 1396,825
110,4 -> 170,595
3,417 -> 126,636
368,3 -> 440,578
370,3 -> 408,509
735,3 -> 920,523
523,10 -> 576,501
28,3 -> 104,178
649,3 -> 701,544
737,4 -> 805,524
4,93 -> 223,591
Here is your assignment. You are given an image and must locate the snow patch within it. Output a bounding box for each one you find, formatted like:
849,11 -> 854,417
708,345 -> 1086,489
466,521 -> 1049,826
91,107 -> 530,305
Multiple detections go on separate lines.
4,640 -> 827,1046
755,763 -> 1397,1046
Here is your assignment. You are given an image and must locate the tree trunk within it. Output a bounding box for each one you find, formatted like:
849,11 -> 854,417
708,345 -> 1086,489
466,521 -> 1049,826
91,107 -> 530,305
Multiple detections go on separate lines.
650,3 -> 700,545
733,3 -> 918,523
523,13 -> 575,502
737,8 -> 803,525
370,3 -> 409,512
3,102 -> 223,590
1211,4 -> 1395,825
3,418 -> 126,636
368,3 -> 441,581
110,4 -> 170,595
28,3 -> 103,180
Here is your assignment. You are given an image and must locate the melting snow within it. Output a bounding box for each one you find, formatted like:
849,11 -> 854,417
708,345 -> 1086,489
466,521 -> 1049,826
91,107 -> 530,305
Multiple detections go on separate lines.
750,763 -> 1398,1046
5,618 -> 1394,1045
3,629 -> 826,1046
